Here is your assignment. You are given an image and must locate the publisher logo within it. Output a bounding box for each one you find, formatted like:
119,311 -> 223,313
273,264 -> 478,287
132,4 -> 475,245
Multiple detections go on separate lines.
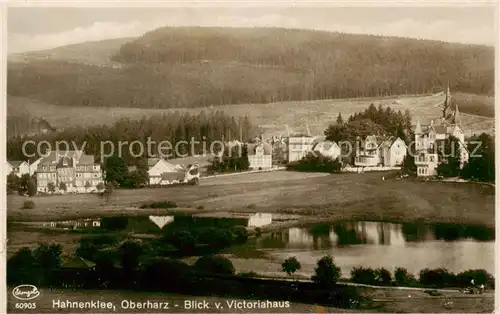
12,285 -> 40,301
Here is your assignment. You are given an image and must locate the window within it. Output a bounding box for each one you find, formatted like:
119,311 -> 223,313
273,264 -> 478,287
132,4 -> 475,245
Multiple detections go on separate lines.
429,156 -> 435,162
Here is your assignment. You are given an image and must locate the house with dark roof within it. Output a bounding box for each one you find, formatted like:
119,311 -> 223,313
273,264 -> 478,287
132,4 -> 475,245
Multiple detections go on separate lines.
414,84 -> 469,177
36,150 -> 104,194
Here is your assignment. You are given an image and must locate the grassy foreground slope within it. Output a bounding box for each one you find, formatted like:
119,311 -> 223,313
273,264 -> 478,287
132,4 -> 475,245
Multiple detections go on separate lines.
7,171 -> 495,227
7,27 -> 494,110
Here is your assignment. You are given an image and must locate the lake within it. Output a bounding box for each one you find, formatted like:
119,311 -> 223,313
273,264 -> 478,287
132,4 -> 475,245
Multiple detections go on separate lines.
233,220 -> 495,277
11,214 -> 494,277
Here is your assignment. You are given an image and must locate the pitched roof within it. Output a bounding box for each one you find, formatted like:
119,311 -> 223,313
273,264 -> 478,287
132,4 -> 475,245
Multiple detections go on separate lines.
247,142 -> 272,155
147,158 -> 161,167
78,154 -> 95,165
56,156 -> 74,168
313,141 -> 339,152
8,160 -> 26,167
62,257 -> 96,269
433,126 -> 447,134
39,150 -> 83,166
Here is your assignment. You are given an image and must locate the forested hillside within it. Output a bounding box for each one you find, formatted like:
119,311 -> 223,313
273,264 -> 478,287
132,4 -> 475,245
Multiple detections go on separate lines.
7,27 -> 494,110
7,110 -> 257,164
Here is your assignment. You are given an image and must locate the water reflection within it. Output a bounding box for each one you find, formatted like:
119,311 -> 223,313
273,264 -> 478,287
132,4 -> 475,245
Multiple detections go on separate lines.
255,221 -> 494,249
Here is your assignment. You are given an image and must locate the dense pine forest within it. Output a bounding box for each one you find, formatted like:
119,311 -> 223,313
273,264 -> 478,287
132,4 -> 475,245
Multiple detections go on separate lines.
6,111 -> 257,164
7,27 -> 494,110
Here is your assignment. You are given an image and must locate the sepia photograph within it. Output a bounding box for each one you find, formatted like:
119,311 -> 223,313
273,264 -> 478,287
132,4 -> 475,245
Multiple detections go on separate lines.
3,2 -> 497,313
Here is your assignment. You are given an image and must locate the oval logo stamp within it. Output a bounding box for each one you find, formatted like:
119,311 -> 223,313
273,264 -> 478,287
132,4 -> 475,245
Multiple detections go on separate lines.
12,285 -> 40,301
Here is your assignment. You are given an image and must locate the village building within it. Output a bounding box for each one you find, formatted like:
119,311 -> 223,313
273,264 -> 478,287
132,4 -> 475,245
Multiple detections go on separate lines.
287,134 -> 316,162
354,135 -> 407,167
147,157 -> 184,185
6,160 -> 30,177
312,140 -> 342,160
414,85 -> 469,177
247,142 -> 273,170
36,150 -> 104,193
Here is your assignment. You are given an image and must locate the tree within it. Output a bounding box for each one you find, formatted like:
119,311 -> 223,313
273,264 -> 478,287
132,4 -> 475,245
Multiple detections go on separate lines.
59,182 -> 67,192
436,136 -> 462,177
7,174 -> 21,194
336,113 -> 344,125
119,241 -> 143,271
239,144 -> 250,170
282,256 -> 301,277
27,178 -> 37,196
402,153 -> 417,175
96,182 -> 105,191
462,133 -> 494,182
47,182 -> 56,193
17,174 -> 31,195
311,255 -> 341,288
123,169 -> 149,188
104,156 -> 129,186
7,247 -> 37,284
33,243 -> 62,285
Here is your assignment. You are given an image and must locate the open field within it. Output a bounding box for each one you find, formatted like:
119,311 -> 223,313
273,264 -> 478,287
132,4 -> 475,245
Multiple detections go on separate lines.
8,171 -> 495,227
7,93 -> 494,138
6,286 -> 494,313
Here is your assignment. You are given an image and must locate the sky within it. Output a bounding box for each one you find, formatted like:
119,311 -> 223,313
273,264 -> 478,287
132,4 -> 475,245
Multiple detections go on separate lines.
7,5 -> 497,54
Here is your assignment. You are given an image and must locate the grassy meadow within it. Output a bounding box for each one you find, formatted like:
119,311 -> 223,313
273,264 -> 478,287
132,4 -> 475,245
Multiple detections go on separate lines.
7,93 -> 494,138
8,171 -> 495,227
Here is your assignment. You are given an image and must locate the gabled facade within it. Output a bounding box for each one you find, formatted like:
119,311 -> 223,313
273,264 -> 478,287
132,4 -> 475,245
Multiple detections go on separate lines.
36,150 -> 104,193
312,141 -> 341,160
287,135 -> 316,162
414,85 -> 469,177
147,158 -> 184,185
7,160 -> 30,178
247,142 -> 273,170
354,136 -> 407,167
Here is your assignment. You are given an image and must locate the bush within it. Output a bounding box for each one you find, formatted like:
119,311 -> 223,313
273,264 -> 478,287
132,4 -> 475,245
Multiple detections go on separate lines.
139,201 -> 177,209
394,267 -> 418,287
163,230 -> 196,252
21,200 -> 35,209
374,268 -> 392,286
350,267 -> 377,285
231,226 -> 249,243
196,205 -> 205,210
100,216 -> 128,231
198,228 -> 234,247
419,268 -> 456,288
456,269 -> 495,289
238,271 -> 259,278
282,256 -> 301,276
194,255 -> 235,275
119,241 -> 144,271
143,258 -> 194,290
311,255 -> 341,288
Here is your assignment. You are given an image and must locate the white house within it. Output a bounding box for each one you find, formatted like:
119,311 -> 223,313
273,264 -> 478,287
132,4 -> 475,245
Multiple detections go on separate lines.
414,86 -> 469,177
29,157 -> 42,176
7,160 -> 30,177
147,158 -> 185,185
380,137 -> 408,167
354,135 -> 382,167
354,136 -> 407,167
247,142 -> 273,170
312,140 -> 341,160
287,135 -> 316,162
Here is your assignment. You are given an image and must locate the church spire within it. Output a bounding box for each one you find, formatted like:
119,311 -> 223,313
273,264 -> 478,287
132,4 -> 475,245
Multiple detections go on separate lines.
443,81 -> 452,119
453,101 -> 461,125
415,116 -> 422,134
